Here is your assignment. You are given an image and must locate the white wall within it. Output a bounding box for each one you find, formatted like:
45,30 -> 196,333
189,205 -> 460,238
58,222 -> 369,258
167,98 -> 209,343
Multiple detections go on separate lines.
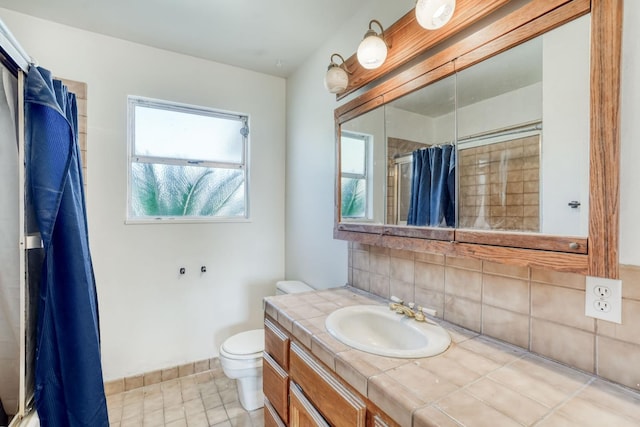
0,8 -> 286,380
456,84 -> 542,138
385,106 -> 435,144
285,0 -> 415,287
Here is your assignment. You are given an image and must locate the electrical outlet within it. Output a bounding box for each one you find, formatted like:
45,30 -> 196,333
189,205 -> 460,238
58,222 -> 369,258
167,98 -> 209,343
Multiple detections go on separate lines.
593,300 -> 611,312
585,276 -> 622,323
593,285 -> 611,298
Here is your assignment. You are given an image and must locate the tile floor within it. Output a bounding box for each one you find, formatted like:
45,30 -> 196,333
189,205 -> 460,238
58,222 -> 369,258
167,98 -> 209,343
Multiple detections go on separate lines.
107,360 -> 263,427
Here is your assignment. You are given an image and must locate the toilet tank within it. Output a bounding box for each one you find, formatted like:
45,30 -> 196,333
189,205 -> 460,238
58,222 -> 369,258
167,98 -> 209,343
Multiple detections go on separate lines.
276,280 -> 313,295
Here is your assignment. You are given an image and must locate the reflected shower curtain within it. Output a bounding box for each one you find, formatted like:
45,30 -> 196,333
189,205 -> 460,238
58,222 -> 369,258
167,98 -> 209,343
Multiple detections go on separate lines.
25,66 -> 108,426
407,145 -> 456,227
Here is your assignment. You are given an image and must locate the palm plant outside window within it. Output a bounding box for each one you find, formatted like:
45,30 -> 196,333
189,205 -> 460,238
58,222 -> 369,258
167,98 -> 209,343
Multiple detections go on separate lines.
128,97 -> 249,221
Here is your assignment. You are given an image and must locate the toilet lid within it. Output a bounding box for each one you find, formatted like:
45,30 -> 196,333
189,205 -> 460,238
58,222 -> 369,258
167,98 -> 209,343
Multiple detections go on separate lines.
222,329 -> 264,355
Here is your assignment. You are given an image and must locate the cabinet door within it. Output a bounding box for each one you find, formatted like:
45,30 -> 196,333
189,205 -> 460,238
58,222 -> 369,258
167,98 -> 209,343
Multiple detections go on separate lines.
265,318 -> 290,369
289,382 -> 330,427
289,342 -> 366,427
265,397 -> 287,427
263,352 -> 289,423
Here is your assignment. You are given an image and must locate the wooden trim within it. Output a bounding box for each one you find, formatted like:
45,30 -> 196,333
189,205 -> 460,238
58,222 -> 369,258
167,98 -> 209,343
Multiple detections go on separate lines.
337,96 -> 384,125
336,0 -> 581,121
454,0 -> 590,72
336,223 -> 454,241
455,230 -> 588,254
588,0 -> 622,278
336,0 -> 513,99
452,242 -> 589,273
335,230 -> 589,274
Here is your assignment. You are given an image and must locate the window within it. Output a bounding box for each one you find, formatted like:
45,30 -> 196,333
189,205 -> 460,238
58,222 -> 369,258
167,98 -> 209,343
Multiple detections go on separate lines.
340,132 -> 369,219
127,96 -> 249,222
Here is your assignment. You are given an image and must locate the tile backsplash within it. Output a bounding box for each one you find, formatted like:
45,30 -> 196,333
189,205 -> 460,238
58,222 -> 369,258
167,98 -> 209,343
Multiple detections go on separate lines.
348,242 -> 640,391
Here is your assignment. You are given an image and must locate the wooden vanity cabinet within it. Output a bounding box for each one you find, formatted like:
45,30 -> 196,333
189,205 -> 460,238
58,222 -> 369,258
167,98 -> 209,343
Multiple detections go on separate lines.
289,342 -> 366,427
263,315 -> 399,427
265,318 -> 290,369
289,382 -> 331,427
264,319 -> 291,424
265,397 -> 287,427
263,352 -> 289,422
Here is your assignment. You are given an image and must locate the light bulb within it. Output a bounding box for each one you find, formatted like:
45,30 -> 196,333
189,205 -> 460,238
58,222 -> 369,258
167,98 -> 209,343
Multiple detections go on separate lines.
415,0 -> 456,30
357,32 -> 387,70
324,64 -> 349,94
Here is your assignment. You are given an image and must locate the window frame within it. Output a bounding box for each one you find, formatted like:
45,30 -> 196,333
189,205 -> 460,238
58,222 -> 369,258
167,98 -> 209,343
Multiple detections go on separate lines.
126,96 -> 250,224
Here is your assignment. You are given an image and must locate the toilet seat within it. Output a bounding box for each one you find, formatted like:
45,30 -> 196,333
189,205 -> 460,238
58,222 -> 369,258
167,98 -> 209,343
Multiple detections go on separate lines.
220,329 -> 264,360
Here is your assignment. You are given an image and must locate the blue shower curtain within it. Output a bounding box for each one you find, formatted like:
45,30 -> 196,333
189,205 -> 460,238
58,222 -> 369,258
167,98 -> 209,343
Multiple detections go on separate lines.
25,67 -> 108,427
407,145 -> 456,227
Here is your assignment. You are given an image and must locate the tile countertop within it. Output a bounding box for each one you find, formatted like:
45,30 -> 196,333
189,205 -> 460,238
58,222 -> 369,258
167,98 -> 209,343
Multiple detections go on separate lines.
263,286 -> 640,427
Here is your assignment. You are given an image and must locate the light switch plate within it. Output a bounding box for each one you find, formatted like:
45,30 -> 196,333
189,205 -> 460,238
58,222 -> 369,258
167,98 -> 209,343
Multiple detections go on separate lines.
585,276 -> 622,324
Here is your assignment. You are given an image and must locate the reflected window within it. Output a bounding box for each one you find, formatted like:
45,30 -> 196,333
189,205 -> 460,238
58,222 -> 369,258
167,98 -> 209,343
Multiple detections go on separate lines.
341,132 -> 370,219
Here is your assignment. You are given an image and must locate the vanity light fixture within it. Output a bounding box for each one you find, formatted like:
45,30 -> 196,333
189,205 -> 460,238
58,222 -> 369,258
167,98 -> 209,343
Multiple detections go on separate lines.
415,0 -> 456,30
357,19 -> 388,70
324,53 -> 351,94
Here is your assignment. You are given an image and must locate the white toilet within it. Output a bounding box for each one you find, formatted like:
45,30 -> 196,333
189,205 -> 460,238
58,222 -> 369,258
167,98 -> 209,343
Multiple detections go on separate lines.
218,280 -> 313,411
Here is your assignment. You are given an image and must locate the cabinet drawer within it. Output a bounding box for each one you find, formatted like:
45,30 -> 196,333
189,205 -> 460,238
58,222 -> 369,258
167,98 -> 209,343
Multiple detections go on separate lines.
289,382 -> 330,427
264,397 -> 286,427
289,342 -> 366,427
263,352 -> 289,423
265,318 -> 290,369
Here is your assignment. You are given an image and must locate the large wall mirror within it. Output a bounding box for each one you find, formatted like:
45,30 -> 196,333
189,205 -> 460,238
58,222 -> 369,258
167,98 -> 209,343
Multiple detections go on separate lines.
340,17 -> 590,235
334,0 -> 621,277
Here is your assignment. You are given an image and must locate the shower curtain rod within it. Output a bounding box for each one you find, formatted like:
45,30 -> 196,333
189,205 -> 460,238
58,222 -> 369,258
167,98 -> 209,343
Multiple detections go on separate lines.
392,122 -> 542,160
0,17 -> 34,73
457,121 -> 542,145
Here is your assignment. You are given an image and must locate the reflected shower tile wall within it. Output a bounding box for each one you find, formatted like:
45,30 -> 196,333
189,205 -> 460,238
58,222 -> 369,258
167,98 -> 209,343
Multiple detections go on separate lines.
458,135 -> 539,231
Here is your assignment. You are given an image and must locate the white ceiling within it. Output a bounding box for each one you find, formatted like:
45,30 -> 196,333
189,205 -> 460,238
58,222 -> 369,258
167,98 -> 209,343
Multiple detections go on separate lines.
391,36 -> 542,117
0,0 -> 370,77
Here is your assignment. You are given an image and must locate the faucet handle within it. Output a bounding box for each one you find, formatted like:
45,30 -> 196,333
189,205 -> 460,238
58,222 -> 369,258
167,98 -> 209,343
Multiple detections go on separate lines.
390,295 -> 404,304
420,306 -> 438,317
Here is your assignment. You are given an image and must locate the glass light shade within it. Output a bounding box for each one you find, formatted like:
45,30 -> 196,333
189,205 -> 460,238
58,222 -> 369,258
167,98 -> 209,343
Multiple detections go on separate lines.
324,65 -> 349,94
415,0 -> 456,30
357,33 -> 387,70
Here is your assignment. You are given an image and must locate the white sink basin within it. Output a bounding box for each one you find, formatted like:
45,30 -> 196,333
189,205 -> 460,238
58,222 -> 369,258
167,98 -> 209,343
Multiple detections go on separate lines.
325,305 -> 451,358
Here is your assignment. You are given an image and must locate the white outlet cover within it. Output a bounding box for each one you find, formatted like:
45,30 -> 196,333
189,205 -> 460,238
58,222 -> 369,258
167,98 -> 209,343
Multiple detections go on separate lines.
585,276 -> 622,324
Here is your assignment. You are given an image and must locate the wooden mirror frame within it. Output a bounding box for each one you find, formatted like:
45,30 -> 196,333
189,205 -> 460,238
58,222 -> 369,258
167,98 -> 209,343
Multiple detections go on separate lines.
333,0 -> 621,278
